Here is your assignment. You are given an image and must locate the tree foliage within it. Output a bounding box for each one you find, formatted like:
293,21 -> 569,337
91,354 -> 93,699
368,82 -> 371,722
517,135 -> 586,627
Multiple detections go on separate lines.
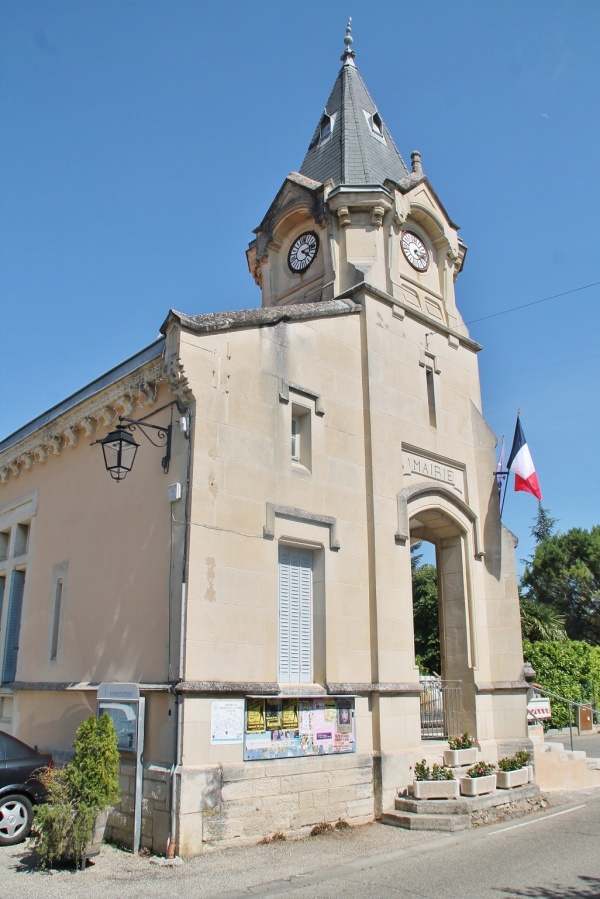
519,595 -> 566,643
411,543 -> 440,675
523,639 -> 600,728
530,504 -> 558,545
521,525 -> 600,644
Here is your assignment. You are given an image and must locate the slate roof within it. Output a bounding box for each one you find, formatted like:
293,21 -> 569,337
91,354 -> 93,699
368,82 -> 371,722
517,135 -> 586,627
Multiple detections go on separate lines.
299,57 -> 410,188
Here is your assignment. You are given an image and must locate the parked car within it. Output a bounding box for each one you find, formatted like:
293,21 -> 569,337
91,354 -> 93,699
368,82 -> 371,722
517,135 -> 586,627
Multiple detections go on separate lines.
0,730 -> 53,846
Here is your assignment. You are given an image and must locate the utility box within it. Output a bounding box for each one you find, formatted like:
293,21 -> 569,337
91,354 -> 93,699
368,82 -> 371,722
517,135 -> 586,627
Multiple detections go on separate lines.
579,704 -> 594,732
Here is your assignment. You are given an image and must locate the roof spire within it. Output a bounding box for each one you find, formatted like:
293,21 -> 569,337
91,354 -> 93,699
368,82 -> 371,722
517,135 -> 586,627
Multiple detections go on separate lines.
340,17 -> 356,66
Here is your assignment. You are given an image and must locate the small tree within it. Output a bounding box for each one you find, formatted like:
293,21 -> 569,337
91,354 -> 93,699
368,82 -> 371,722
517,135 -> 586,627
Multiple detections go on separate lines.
33,713 -> 120,868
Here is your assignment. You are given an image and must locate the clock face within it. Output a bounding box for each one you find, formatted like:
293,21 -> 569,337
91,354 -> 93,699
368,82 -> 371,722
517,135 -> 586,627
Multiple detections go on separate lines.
288,231 -> 319,273
401,231 -> 429,272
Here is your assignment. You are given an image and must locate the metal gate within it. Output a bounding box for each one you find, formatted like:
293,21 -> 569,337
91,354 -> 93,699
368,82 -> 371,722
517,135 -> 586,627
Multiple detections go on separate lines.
420,676 -> 462,739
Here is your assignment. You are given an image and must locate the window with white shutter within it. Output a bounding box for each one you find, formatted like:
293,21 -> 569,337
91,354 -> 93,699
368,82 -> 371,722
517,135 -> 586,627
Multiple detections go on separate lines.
278,545 -> 312,683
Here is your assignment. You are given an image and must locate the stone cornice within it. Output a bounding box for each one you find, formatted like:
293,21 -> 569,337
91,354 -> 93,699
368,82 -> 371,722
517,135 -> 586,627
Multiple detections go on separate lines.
0,358 -> 166,484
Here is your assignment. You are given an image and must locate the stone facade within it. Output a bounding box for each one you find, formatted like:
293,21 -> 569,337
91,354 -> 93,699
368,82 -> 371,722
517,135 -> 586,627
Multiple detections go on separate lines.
0,33 -> 531,856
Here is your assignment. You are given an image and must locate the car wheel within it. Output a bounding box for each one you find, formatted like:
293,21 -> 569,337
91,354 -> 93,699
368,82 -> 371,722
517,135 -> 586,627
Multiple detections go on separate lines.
0,794 -> 34,846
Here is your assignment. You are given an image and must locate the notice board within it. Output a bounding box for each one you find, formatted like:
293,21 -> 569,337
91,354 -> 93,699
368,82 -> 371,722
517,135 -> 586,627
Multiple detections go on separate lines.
244,696 -> 355,760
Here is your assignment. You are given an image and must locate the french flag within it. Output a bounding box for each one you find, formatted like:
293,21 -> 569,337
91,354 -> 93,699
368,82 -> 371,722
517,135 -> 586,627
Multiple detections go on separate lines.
507,417 -> 542,501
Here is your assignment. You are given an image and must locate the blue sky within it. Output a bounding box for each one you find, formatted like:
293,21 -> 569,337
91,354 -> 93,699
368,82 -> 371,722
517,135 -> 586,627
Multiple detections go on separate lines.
1,1 -> 599,567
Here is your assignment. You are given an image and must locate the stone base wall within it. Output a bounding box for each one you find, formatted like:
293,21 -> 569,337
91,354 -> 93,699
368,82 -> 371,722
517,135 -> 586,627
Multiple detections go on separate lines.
106,760 -> 172,855
178,752 -> 375,856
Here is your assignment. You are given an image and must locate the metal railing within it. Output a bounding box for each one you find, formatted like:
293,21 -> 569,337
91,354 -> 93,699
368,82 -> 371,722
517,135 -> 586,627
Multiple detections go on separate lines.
420,676 -> 462,739
531,684 -> 597,751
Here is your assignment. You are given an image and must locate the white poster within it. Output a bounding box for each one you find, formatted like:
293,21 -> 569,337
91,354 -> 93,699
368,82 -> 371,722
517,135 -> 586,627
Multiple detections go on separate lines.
211,700 -> 244,744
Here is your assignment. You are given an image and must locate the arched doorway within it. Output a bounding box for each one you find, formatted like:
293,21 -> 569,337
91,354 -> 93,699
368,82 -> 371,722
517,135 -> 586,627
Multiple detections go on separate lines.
402,493 -> 479,740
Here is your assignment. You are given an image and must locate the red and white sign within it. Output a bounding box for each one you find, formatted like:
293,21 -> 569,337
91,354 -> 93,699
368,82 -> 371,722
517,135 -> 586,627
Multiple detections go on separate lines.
527,697 -> 552,722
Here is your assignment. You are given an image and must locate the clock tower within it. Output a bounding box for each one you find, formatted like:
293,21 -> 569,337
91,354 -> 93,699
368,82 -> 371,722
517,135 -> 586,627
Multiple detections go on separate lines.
247,19 -> 467,336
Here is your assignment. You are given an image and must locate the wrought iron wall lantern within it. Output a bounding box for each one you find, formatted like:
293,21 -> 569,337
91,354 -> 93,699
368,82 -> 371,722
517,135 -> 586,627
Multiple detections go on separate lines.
92,402 -> 188,482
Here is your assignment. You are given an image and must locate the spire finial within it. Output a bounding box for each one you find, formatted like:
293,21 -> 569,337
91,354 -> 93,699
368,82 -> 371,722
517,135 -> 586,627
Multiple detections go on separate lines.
341,17 -> 356,66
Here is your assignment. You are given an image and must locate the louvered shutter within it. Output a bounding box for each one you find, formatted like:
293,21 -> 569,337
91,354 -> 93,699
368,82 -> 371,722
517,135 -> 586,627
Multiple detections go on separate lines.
2,570 -> 25,683
278,546 -> 312,683
0,577 -> 5,630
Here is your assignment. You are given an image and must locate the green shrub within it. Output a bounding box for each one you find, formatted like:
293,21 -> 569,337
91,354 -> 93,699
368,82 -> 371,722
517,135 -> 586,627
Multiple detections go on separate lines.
498,750 -> 530,772
523,639 -> 600,728
447,732 -> 474,750
413,759 -> 454,781
32,713 -> 120,868
465,761 -> 495,778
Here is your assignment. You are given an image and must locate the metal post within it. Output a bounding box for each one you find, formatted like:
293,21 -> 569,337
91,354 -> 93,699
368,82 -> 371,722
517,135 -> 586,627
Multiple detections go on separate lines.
568,701 -> 574,751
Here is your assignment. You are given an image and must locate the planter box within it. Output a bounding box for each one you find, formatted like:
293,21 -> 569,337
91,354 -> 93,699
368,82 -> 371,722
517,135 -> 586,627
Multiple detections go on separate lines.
496,767 -> 529,789
444,747 -> 478,767
460,773 -> 497,796
412,779 -> 460,800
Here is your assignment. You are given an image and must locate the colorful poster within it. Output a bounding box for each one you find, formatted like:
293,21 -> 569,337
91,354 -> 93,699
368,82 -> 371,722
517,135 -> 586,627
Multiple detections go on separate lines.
337,701 -> 353,734
246,698 -> 265,733
324,698 -> 337,723
282,699 -> 298,730
265,699 -> 282,730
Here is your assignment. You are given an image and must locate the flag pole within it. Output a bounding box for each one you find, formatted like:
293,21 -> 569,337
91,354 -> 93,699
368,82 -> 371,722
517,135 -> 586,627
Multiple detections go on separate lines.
497,410 -> 521,520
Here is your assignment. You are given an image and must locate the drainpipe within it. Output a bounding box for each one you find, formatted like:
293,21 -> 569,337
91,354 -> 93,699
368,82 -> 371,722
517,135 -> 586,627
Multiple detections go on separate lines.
167,406 -> 192,858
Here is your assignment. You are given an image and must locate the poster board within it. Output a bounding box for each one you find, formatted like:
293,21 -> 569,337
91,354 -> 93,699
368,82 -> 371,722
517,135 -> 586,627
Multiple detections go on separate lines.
244,697 -> 355,760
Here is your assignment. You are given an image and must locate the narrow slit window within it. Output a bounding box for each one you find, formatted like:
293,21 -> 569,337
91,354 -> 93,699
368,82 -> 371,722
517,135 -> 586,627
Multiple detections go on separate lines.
0,576 -> 5,631
291,416 -> 300,462
50,579 -> 63,661
290,404 -> 312,471
426,367 -> 437,428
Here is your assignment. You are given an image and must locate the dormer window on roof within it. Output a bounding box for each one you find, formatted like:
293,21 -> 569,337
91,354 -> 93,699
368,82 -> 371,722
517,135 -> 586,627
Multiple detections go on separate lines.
363,110 -> 386,143
318,113 -> 336,146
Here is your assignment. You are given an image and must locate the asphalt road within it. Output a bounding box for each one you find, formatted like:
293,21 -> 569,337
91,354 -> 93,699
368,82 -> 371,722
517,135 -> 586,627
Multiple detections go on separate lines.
2,788 -> 600,898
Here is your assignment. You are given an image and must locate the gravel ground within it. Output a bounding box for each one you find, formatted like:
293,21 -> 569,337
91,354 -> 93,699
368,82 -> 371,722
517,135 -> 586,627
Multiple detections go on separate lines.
1,789 -> 597,899
0,821 -> 441,898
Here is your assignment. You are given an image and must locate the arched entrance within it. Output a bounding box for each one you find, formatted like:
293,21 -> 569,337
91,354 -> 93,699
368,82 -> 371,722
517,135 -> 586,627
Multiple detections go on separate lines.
397,485 -> 481,740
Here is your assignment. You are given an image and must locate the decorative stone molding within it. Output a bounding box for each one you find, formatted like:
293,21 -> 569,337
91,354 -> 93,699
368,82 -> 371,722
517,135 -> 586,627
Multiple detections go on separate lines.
278,380 -> 325,415
395,483 -> 484,559
326,683 -> 423,695
263,503 -> 340,550
0,360 -> 165,484
19,454 -> 35,471
62,427 -> 78,448
337,205 -> 351,227
175,681 -> 280,695
164,356 -> 194,407
34,446 -> 48,464
371,205 -> 386,227
78,418 -> 96,438
475,681 -> 529,694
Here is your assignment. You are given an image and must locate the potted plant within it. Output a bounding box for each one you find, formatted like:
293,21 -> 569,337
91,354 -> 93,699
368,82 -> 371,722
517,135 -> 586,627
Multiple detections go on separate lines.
496,750 -> 531,789
459,760 -> 497,796
32,713 -> 121,869
443,732 -> 478,767
411,759 -> 459,799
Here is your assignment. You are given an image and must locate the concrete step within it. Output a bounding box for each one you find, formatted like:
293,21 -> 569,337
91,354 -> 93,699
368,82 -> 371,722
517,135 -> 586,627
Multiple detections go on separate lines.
381,783 -> 542,833
381,810 -> 470,832
585,757 -> 600,770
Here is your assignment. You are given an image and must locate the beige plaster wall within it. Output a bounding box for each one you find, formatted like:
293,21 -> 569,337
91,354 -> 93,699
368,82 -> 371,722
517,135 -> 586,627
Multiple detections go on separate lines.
0,379 -> 185,762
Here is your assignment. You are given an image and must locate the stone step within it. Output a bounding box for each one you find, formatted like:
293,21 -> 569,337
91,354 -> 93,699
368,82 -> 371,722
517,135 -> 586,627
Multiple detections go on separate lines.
397,782 -> 540,814
381,810 -> 470,832
382,783 -> 543,833
585,757 -> 600,770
